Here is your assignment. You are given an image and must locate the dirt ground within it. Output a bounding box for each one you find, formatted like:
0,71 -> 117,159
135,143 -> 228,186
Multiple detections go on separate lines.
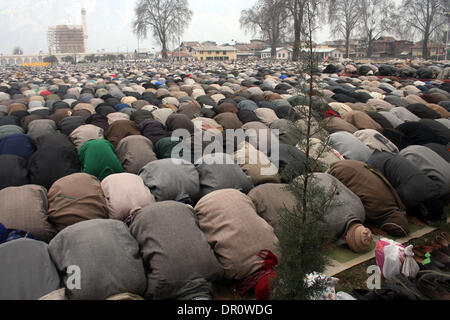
335,216 -> 450,294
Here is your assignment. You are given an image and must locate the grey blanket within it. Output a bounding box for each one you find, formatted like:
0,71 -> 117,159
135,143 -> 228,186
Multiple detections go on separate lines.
0,239 -> 61,300
368,151 -> 442,207
196,153 -> 254,197
130,201 -> 223,300
329,131 -> 373,162
399,146 -> 450,197
139,159 -> 200,202
48,219 -> 146,300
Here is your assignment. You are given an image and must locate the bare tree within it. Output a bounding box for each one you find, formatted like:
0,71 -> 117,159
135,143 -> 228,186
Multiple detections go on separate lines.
62,56 -> 75,64
13,47 -> 23,55
391,22 -> 416,42
400,0 -> 447,60
328,0 -> 361,59
43,56 -> 58,64
133,0 -> 193,61
358,0 -> 397,58
240,0 -> 290,60
286,0 -> 324,61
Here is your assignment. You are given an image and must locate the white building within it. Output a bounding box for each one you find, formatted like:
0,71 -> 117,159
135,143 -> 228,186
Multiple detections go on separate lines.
260,47 -> 293,60
301,47 -> 344,60
260,47 -> 343,61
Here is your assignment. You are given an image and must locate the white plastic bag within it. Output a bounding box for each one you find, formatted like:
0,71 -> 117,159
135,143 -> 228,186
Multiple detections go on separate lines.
401,245 -> 420,279
382,241 -> 405,280
336,292 -> 357,300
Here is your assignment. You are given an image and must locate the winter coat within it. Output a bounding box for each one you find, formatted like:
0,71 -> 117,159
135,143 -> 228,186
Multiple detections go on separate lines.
329,160 -> 409,237
130,202 -> 223,299
194,189 -> 278,280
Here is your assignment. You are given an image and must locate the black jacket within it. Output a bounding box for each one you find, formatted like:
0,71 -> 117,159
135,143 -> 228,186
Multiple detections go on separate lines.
0,155 -> 29,190
367,151 -> 443,220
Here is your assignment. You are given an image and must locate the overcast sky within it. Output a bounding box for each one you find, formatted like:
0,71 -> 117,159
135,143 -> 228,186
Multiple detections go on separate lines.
0,0 -> 402,55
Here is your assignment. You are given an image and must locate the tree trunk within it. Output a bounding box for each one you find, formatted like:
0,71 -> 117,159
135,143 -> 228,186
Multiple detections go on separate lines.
162,41 -> 168,61
292,2 -> 304,63
271,45 -> 277,61
292,20 -> 301,62
423,34 -> 429,60
367,38 -> 373,58
345,36 -> 350,59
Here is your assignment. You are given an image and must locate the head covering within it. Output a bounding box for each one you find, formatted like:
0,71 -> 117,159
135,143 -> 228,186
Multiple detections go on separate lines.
407,103 -> 440,119
139,159 -> 200,203
345,223 -> 373,253
354,129 -> 399,153
255,108 -> 279,126
166,113 -> 194,134
234,142 -> 280,186
399,145 -> 450,198
140,120 -> 170,145
116,135 -> 157,174
155,137 -> 183,160
214,113 -> 243,130
78,139 -> 123,181
47,173 -> 109,232
0,155 -> 29,190
396,121 -> 446,148
49,109 -> 72,124
27,119 -> 57,140
69,124 -> 104,150
152,108 -> 174,125
104,120 -> 141,148
216,102 -> 238,114
107,112 -> 130,125
0,185 -> 56,242
0,125 -> 25,140
390,107 -> 421,123
323,117 -> 358,134
130,109 -> 154,125
328,132 -> 373,162
343,111 -> 383,131
0,134 -> 36,161
58,116 -> 86,136
101,173 -> 155,221
72,109 -> 93,121
86,114 -> 109,131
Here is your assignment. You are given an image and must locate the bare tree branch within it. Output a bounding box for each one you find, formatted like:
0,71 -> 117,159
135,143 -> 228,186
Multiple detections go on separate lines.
400,0 -> 447,59
327,0 -> 361,58
240,0 -> 290,60
133,0 -> 193,61
357,0 -> 397,57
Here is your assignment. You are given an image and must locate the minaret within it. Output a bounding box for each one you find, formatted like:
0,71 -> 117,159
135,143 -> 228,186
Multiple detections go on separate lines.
81,8 -> 88,53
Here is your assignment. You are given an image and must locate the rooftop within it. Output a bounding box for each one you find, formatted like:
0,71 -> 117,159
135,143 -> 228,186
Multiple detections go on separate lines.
261,47 -> 293,53
193,46 -> 237,52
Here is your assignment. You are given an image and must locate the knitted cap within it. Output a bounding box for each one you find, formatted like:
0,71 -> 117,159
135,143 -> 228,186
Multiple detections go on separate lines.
345,223 -> 373,253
